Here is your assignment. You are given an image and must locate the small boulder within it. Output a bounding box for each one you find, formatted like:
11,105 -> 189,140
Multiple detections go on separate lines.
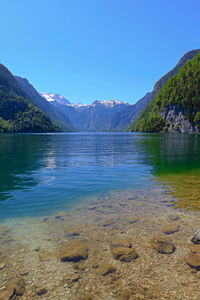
112,247 -> 138,262
98,263 -> 116,276
38,250 -> 54,261
111,239 -> 132,249
150,237 -> 175,254
162,224 -> 180,235
0,263 -> 6,270
128,217 -> 138,224
185,253 -> 200,269
168,214 -> 180,221
6,278 -> 26,296
188,244 -> 200,253
36,286 -> 48,296
59,240 -> 88,262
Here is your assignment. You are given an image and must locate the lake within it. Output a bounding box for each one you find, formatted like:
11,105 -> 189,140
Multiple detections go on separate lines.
1,133 -> 200,299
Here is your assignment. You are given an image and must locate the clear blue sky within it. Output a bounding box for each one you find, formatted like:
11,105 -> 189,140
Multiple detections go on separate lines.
1,0 -> 199,104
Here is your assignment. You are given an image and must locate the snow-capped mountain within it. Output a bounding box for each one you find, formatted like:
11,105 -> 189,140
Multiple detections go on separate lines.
39,92 -> 131,131
40,92 -> 72,106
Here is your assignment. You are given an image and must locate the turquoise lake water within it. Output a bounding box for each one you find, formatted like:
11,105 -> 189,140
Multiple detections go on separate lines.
0,132 -> 200,221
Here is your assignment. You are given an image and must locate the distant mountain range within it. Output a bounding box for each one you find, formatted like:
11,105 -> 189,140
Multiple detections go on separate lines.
0,49 -> 199,133
40,93 -> 132,131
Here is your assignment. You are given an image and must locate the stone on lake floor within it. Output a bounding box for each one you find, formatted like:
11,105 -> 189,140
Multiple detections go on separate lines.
162,224 -> 180,234
71,274 -> 81,282
19,268 -> 29,276
3,278 -> 26,297
112,247 -> 138,262
0,263 -> 6,270
128,217 -> 138,224
64,226 -> 80,236
38,250 -> 55,261
150,236 -> 175,254
59,240 -> 88,262
188,243 -> 200,253
36,286 -> 48,296
98,263 -> 116,276
191,229 -> 200,244
119,289 -> 131,300
111,239 -> 132,249
168,214 -> 180,221
185,253 -> 200,269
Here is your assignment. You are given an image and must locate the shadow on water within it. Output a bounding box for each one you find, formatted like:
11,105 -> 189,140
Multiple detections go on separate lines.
138,133 -> 200,211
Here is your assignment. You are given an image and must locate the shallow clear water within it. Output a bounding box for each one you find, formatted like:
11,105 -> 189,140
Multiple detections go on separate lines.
0,132 -> 200,221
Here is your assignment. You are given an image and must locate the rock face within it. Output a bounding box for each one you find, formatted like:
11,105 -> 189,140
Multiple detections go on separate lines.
185,254 -> 200,269
59,240 -> 88,262
191,229 -> 200,244
150,237 -> 175,254
161,105 -> 198,133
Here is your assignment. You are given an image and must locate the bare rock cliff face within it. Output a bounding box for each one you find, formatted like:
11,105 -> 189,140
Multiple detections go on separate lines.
161,105 -> 198,133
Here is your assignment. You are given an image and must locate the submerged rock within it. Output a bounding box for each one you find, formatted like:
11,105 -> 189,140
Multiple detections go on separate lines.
36,286 -> 48,296
168,214 -> 180,221
185,253 -> 200,269
162,224 -> 180,234
191,229 -> 200,244
188,244 -> 200,253
112,247 -> 138,262
0,263 -> 6,270
38,250 -> 54,261
111,239 -> 132,249
150,236 -> 175,254
59,240 -> 88,262
98,263 -> 116,276
2,278 -> 26,298
82,294 -> 93,300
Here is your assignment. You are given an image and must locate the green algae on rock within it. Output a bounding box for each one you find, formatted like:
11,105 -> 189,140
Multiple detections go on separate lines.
59,240 -> 88,262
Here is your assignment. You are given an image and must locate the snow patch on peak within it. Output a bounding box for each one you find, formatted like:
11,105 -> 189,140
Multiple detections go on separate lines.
40,92 -> 71,105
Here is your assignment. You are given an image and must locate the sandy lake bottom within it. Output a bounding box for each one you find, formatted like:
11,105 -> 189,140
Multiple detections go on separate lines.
1,187 -> 200,300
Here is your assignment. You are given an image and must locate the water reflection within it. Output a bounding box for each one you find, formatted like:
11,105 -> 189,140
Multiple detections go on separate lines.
1,133 -> 200,220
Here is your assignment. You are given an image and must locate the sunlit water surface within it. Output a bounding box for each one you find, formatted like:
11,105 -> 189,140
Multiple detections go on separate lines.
0,132 -> 200,222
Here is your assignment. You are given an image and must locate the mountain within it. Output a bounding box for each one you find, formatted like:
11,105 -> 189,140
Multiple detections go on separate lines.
40,94 -> 131,131
105,92 -> 151,131
15,77 -> 75,131
39,92 -> 71,105
0,64 -> 61,133
147,49 -> 200,104
128,51 -> 200,133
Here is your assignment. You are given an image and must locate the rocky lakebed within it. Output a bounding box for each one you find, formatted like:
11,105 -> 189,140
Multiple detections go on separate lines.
1,187 -> 200,299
